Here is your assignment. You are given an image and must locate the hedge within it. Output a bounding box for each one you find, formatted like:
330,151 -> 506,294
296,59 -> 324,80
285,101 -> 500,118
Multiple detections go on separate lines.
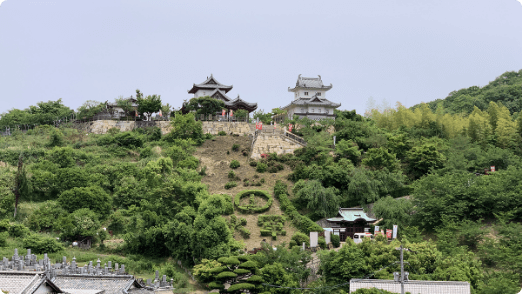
228,283 -> 255,292
273,180 -> 323,234
234,190 -> 273,213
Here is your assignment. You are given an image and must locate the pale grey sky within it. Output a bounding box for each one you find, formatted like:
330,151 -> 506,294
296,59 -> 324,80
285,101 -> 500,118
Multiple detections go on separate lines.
0,0 -> 521,115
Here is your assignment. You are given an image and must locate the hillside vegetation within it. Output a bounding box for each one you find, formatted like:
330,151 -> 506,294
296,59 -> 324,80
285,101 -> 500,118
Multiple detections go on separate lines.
1,71 -> 522,293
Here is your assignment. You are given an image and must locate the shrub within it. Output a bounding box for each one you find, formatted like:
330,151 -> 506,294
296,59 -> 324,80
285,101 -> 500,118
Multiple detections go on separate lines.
139,146 -> 153,158
240,217 -> 247,226
25,201 -> 67,232
199,166 -> 207,176
228,170 -> 236,179
268,166 -> 278,173
22,233 -> 64,254
281,230 -> 286,236
272,232 -> 277,240
243,181 -> 249,187
249,161 -> 257,167
232,144 -> 240,151
0,219 -> 10,232
234,268 -> 251,275
331,234 -> 341,248
260,178 -> 265,184
0,232 -> 8,247
205,133 -> 213,140
256,162 -> 267,173
240,227 -> 251,238
58,186 -> 112,219
218,131 -> 227,136
230,160 -> 240,169
273,181 -> 323,234
318,236 -> 326,249
291,232 -> 310,247
234,190 -> 273,213
9,224 -> 30,238
260,229 -> 271,236
225,182 -> 237,189
289,240 -> 297,248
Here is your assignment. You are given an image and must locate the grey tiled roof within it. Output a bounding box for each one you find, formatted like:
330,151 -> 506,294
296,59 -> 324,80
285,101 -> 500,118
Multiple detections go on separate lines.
53,275 -> 136,294
289,74 -> 333,91
350,279 -> 471,294
188,74 -> 233,93
0,271 -> 52,294
281,97 -> 341,109
209,88 -> 233,102
224,95 -> 258,108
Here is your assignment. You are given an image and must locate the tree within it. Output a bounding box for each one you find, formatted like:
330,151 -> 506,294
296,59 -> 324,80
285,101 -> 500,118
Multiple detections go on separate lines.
165,113 -> 205,145
12,153 -> 30,218
373,196 -> 413,231
115,96 -> 134,120
185,96 -> 225,116
57,186 -> 112,219
136,89 -> 162,120
293,179 -> 340,220
362,147 -> 400,172
406,143 -> 446,179
77,100 -> 104,120
334,140 -> 361,164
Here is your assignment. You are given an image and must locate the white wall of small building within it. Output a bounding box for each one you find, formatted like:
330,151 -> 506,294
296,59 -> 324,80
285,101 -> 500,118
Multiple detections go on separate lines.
293,89 -> 327,100
194,89 -> 214,98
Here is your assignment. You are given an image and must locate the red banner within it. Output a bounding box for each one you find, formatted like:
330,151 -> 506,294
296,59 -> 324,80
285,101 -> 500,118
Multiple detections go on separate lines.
386,229 -> 392,239
288,124 -> 293,132
222,109 -> 226,116
230,110 -> 233,117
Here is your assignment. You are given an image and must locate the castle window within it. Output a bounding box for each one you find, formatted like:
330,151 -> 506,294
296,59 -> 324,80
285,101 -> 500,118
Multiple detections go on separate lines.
316,92 -> 321,96
304,92 -> 308,96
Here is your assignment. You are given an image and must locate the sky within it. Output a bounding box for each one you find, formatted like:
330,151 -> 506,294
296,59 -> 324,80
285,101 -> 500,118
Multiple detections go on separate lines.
0,0 -> 521,115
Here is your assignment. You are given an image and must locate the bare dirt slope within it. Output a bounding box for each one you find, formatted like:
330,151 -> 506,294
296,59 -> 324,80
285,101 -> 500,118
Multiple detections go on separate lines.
194,135 -> 297,250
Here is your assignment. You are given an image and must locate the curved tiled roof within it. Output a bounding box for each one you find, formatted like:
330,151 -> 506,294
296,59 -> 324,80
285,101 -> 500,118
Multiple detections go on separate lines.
188,74 -> 233,94
289,74 -> 332,91
281,97 -> 341,110
224,95 -> 258,111
0,271 -> 62,294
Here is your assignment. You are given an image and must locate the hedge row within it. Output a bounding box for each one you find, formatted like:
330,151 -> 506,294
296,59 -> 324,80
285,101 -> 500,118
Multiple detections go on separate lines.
234,190 -> 273,213
273,180 -> 323,234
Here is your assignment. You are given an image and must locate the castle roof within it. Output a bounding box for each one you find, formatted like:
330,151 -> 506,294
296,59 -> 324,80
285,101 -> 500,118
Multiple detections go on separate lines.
288,74 -> 332,92
281,94 -> 341,110
225,95 -> 258,112
188,74 -> 233,94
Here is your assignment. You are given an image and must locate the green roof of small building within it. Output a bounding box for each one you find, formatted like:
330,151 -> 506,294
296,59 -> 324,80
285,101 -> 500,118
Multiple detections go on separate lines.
327,208 -> 376,223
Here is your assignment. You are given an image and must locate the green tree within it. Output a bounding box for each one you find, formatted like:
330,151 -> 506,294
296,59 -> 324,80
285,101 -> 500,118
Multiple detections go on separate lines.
373,196 -> 413,231
334,140 -> 361,164
136,89 -> 162,120
293,180 -> 340,220
77,100 -> 104,120
115,96 -> 134,120
165,113 -> 205,145
406,143 -> 446,179
57,186 -> 112,219
362,147 -> 400,172
185,96 -> 225,116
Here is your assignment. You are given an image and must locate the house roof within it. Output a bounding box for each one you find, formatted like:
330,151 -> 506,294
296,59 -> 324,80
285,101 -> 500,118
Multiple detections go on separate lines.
188,74 -> 233,94
288,74 -> 333,92
281,96 -> 341,110
209,88 -> 233,102
53,275 -> 144,294
350,279 -> 471,294
0,271 -> 63,294
327,208 -> 376,223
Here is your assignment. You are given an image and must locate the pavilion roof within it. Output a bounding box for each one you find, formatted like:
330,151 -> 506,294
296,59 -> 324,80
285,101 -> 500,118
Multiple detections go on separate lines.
288,74 -> 333,91
281,95 -> 341,110
188,74 -> 233,94
327,208 -> 376,223
225,95 -> 258,112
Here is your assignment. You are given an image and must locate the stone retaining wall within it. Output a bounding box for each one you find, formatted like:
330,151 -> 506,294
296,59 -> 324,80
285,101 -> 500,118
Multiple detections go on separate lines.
251,131 -> 302,159
74,120 -> 251,136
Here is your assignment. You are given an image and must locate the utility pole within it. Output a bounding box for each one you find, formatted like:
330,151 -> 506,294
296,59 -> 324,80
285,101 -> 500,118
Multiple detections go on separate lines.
400,244 -> 404,294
